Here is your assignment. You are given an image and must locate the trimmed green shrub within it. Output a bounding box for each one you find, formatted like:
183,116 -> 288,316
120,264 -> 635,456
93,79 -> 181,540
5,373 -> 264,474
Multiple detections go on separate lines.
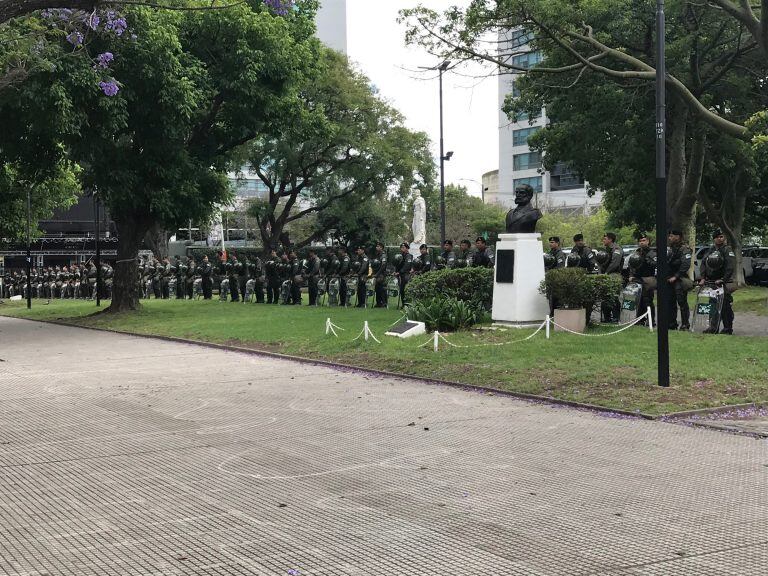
405,267 -> 494,311
539,268 -> 623,319
405,297 -> 480,332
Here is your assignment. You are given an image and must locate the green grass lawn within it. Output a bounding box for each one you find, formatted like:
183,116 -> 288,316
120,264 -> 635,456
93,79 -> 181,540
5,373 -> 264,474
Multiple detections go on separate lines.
2,291 -> 767,416
732,285 -> 768,316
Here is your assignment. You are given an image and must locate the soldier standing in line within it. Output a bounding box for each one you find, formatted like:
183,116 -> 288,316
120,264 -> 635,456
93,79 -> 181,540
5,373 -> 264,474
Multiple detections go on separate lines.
393,242 -> 413,308
265,249 -> 281,304
305,249 -> 321,306
471,237 -> 495,268
627,233 -> 658,323
666,229 -> 694,330
372,242 -> 388,308
199,255 -> 213,300
354,245 -> 370,308
337,246 -> 351,307
228,254 -> 241,302
599,232 -> 624,323
546,237 -> 566,270
415,244 -> 432,274
288,250 -> 303,305
185,256 -> 196,299
174,256 -> 185,299
236,254 -> 249,303
439,240 -> 456,270
568,234 -> 600,273
455,240 -> 471,268
249,257 -> 265,303
699,229 -> 737,334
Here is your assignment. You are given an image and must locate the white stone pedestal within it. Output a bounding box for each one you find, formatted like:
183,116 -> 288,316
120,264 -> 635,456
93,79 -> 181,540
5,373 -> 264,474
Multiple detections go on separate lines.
409,242 -> 421,256
491,233 -> 549,327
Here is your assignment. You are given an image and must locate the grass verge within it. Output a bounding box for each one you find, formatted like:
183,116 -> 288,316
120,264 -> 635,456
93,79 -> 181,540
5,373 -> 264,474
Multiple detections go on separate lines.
1,294 -> 767,416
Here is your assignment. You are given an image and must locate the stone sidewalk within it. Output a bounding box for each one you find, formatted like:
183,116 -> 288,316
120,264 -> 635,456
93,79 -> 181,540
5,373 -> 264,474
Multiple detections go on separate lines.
0,316 -> 766,575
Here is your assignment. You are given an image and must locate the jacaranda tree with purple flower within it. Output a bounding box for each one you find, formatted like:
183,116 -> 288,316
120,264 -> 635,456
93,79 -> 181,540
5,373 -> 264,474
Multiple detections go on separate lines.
0,1 -> 319,311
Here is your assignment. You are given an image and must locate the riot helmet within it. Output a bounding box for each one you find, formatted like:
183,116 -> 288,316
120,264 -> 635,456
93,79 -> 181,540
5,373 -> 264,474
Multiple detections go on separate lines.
705,250 -> 724,271
594,250 -> 610,265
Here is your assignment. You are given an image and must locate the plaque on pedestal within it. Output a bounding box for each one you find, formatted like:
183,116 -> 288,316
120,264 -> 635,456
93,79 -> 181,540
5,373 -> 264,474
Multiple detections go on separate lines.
491,233 -> 549,327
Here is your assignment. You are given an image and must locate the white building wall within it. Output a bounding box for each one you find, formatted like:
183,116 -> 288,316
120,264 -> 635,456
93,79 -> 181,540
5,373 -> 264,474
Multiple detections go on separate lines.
497,31 -> 602,213
315,0 -> 348,54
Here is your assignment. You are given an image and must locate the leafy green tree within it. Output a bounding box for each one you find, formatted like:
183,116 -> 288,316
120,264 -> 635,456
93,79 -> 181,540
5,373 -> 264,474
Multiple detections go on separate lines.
245,48 -> 435,253
0,161 -> 80,241
401,0 -> 767,280
0,2 -> 319,310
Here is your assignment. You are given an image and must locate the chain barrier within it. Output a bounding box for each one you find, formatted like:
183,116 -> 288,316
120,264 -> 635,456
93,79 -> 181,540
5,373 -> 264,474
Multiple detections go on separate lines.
549,309 -> 651,337
420,319 -> 548,351
328,306 -> 652,348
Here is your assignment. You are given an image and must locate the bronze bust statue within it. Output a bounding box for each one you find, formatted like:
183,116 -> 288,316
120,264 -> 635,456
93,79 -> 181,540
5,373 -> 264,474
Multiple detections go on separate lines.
505,184 -> 542,233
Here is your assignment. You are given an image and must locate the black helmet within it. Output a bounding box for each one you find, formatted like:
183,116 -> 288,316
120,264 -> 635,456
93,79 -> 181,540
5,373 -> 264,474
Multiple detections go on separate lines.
594,250 -> 610,265
628,252 -> 643,270
224,262 -> 233,272
351,260 -> 362,274
370,258 -> 381,270
566,252 -> 581,267
543,253 -> 556,268
435,255 -> 445,266
393,253 -> 403,266
705,250 -> 724,271
320,258 -> 329,269
412,259 -> 423,272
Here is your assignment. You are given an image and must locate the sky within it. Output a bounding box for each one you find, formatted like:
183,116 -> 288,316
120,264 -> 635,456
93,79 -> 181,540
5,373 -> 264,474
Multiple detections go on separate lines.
346,0 -> 500,198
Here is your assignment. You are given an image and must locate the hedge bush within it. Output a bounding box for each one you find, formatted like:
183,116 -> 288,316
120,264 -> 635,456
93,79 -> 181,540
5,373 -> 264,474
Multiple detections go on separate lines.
539,268 -> 623,319
405,267 -> 494,311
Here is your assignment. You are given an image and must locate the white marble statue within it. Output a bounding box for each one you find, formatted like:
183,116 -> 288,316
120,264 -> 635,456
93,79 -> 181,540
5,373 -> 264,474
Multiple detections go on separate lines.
411,190 -> 427,246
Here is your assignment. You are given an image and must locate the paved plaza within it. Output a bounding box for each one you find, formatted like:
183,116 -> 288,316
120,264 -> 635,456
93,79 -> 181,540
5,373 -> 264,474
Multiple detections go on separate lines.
0,316 -> 766,575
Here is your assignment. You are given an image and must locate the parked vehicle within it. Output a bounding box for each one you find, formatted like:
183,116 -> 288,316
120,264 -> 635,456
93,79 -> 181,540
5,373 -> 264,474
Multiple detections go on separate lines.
745,247 -> 768,286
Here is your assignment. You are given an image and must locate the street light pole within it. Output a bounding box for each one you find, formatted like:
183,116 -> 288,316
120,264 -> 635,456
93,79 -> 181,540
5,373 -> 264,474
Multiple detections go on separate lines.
26,187 -> 32,310
94,190 -> 101,307
655,0 -> 670,387
438,60 -> 450,244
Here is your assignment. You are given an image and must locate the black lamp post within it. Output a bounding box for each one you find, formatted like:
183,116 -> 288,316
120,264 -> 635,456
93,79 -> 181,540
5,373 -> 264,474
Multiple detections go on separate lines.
26,187 -> 32,310
93,189 -> 102,307
655,0 -> 670,387
438,59 -> 451,244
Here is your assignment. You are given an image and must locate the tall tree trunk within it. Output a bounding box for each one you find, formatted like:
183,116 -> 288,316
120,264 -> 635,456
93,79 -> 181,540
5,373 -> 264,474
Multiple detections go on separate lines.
144,223 -> 169,260
699,167 -> 748,285
666,103 -> 705,234
108,216 -> 149,313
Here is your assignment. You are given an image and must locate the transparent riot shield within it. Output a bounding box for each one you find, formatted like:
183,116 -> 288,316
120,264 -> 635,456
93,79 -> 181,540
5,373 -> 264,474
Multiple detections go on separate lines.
692,284 -> 725,333
386,276 -> 400,309
619,282 -> 643,324
219,278 -> 230,302
328,277 -> 340,306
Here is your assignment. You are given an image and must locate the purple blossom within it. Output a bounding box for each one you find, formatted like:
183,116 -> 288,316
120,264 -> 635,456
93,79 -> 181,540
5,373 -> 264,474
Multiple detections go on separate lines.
98,79 -> 120,97
94,52 -> 114,69
264,0 -> 294,16
66,31 -> 84,46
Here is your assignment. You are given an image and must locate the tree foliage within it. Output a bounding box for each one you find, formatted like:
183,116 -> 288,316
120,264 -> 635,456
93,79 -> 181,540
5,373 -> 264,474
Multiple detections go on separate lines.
0,1 -> 319,310
401,0 -> 767,281
245,48 -> 435,253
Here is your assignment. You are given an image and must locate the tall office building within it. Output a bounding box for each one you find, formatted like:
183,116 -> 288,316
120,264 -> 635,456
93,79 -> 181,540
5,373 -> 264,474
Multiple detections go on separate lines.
497,30 -> 602,213
315,0 -> 348,54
